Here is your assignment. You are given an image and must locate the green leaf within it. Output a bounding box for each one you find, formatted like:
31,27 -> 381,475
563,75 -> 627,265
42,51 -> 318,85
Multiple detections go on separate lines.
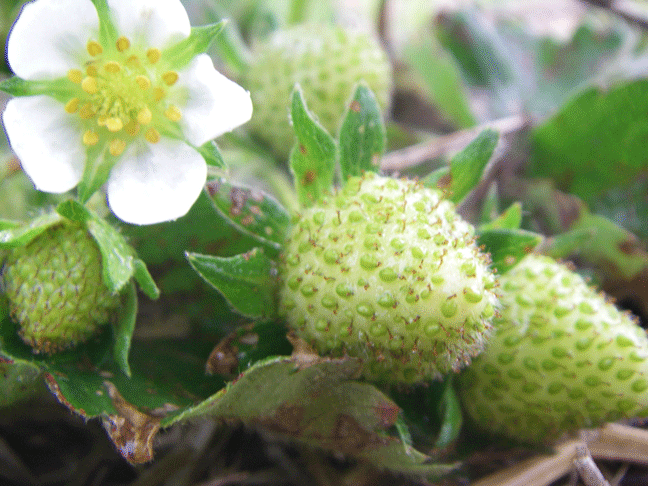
539,228 -> 593,261
428,129 -> 498,203
163,21 -> 227,69
338,83 -> 386,181
112,282 -> 137,377
170,356 -> 457,478
435,378 -> 463,449
211,20 -> 252,75
186,248 -> 277,319
196,140 -> 227,168
404,29 -> 476,128
569,211 -> 648,280
205,177 -> 290,251
0,211 -> 62,247
531,80 -> 648,202
289,86 -> 337,207
477,228 -> 543,274
480,202 -> 523,230
0,358 -> 43,408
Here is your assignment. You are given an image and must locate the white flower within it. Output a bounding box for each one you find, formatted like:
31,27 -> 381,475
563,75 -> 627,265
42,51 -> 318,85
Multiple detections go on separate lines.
2,0 -> 252,225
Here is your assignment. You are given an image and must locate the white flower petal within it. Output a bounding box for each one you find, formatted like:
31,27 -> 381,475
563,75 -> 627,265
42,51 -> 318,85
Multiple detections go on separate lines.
106,0 -> 190,49
106,138 -> 206,225
7,0 -> 98,80
3,95 -> 85,192
176,54 -> 253,147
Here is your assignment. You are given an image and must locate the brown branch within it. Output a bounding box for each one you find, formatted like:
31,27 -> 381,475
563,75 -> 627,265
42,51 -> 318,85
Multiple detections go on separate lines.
581,0 -> 648,30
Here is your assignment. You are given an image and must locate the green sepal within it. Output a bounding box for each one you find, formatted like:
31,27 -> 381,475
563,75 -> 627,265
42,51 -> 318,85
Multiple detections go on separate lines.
434,378 -> 463,449
113,282 -> 137,377
197,141 -> 227,168
289,85 -> 337,207
76,144 -> 117,204
57,200 -> 159,297
443,129 -> 499,204
163,21 -> 227,70
539,228 -> 593,260
477,228 -> 543,274
204,177 -> 290,252
0,211 -> 63,247
480,202 -> 523,230
338,83 -> 386,181
0,76 -> 76,101
212,20 -> 252,75
89,0 -> 118,45
186,248 -> 277,319
132,259 -> 160,300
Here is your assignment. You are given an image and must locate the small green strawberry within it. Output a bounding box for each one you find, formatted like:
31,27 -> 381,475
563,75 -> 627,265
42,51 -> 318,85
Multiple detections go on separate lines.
459,254 -> 648,443
243,24 -> 392,158
278,173 -> 498,383
2,222 -> 120,354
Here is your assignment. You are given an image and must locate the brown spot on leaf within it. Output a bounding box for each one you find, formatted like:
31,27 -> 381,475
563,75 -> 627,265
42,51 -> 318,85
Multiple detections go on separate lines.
205,178 -> 221,197
619,239 -> 639,255
374,401 -> 400,428
299,144 -> 307,155
331,413 -> 387,452
102,381 -> 161,464
257,403 -> 305,435
229,186 -> 250,216
303,170 -> 316,186
437,173 -> 453,190
350,100 -> 361,113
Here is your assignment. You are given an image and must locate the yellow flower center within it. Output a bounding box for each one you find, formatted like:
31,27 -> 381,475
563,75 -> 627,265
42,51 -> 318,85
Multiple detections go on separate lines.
65,36 -> 183,156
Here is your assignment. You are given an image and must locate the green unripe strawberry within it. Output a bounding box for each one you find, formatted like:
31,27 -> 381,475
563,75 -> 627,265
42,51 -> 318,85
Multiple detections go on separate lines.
278,173 -> 498,383
459,254 -> 648,443
2,222 -> 120,354
243,24 -> 392,158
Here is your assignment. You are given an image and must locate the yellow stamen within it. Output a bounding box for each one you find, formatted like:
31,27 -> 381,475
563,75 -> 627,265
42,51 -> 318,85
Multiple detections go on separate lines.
124,120 -> 140,137
82,130 -> 99,146
79,103 -> 95,119
87,40 -> 103,56
104,61 -> 121,74
145,127 -> 160,144
146,48 -> 161,64
162,71 -> 179,86
116,36 -> 130,52
86,64 -> 98,77
153,87 -> 165,102
109,139 -> 127,156
97,115 -> 107,126
106,117 -> 123,132
135,75 -> 151,90
164,105 -> 182,122
64,98 -> 79,114
126,55 -> 140,66
81,76 -> 98,94
136,106 -> 152,125
67,69 -> 83,84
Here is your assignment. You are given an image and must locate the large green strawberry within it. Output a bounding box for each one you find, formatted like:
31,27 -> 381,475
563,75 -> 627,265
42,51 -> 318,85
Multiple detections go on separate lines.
2,222 -> 120,354
459,254 -> 648,443
243,24 -> 392,159
277,173 -> 498,383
